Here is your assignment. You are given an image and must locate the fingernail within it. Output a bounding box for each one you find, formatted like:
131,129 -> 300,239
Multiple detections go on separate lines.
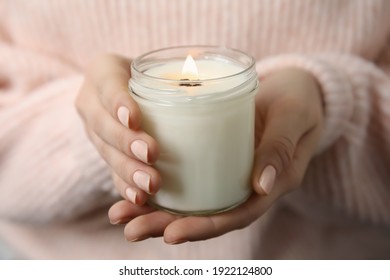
125,235 -> 152,242
128,235 -> 151,242
117,106 -> 130,128
130,140 -> 149,163
125,188 -> 137,204
133,170 -> 151,193
258,165 -> 276,194
110,219 -> 123,225
166,239 -> 187,245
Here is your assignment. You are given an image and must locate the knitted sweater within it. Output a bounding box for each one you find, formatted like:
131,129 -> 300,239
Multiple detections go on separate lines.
0,0 -> 390,259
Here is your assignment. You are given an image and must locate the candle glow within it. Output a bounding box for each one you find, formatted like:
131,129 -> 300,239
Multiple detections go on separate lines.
181,55 -> 199,80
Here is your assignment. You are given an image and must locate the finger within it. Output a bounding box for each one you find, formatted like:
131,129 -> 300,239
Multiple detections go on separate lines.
252,103 -> 315,195
124,211 -> 180,241
112,172 -> 149,206
108,200 -> 155,225
80,81 -> 159,164
274,123 -> 323,194
88,54 -> 142,130
163,193 -> 277,244
88,129 -> 161,194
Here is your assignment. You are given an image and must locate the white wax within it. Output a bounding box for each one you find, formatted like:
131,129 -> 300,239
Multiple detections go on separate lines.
133,58 -> 256,214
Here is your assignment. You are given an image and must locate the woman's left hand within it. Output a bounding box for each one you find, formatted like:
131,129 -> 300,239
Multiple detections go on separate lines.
108,68 -> 324,244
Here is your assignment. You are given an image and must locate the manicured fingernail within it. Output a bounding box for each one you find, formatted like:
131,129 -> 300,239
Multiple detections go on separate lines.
258,165 -> 276,194
130,140 -> 149,163
117,106 -> 130,128
133,170 -> 151,193
125,188 -> 137,204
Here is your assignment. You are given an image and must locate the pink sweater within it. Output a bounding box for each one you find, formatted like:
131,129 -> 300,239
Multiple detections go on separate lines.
1,0 -> 390,259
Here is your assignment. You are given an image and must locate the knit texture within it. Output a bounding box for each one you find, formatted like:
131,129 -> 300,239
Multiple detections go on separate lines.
1,0 -> 390,259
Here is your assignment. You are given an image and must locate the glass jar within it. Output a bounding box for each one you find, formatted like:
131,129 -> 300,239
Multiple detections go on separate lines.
129,46 -> 258,215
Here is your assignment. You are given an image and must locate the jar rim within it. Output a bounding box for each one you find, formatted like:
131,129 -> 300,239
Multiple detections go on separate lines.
131,45 -> 256,84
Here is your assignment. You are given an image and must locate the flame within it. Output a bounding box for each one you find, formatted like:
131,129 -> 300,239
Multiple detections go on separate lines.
181,55 -> 199,80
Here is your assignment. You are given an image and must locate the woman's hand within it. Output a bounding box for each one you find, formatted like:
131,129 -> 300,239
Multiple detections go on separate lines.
107,67 -> 324,244
76,54 -> 161,208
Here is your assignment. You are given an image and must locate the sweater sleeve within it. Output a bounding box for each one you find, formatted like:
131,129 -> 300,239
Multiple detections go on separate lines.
255,41 -> 390,226
0,43 -> 117,225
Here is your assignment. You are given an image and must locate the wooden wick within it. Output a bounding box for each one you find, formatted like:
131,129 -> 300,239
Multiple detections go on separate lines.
179,79 -> 201,87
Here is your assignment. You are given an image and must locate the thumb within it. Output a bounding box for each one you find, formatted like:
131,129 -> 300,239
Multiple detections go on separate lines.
252,111 -> 304,195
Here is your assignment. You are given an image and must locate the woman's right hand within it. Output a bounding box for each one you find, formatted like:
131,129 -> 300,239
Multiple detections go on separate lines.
76,54 -> 161,211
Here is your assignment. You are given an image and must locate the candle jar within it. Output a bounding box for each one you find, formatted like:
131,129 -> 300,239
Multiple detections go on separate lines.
129,46 -> 258,215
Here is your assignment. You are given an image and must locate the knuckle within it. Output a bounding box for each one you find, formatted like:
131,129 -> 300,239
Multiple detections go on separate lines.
97,139 -> 110,162
90,111 -> 107,136
270,136 -> 295,171
112,127 -> 130,155
98,78 -> 130,118
90,118 -> 101,136
112,173 -> 127,198
118,157 -> 133,184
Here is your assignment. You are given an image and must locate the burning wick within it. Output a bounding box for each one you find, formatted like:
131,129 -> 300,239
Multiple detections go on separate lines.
179,79 -> 201,87
180,55 -> 201,87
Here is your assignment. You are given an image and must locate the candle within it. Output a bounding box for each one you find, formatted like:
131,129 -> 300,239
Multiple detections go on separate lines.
129,46 -> 259,215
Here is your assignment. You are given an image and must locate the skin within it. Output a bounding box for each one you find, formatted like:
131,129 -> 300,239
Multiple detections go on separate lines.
76,54 -> 323,244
